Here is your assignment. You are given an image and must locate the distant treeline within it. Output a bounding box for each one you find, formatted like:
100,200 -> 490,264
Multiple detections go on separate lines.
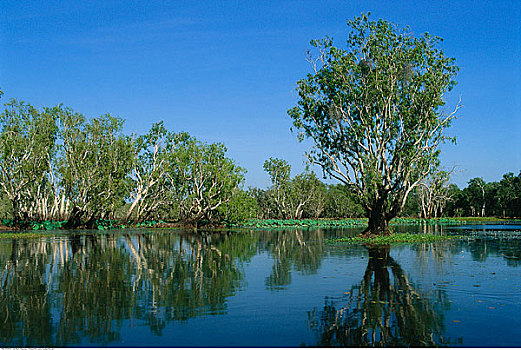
248,158 -> 521,220
0,96 -> 519,229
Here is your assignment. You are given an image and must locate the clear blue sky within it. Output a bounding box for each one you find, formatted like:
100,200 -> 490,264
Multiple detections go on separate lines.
1,0 -> 520,189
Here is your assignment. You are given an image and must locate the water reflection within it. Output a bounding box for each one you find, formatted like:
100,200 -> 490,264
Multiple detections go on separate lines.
0,230 -> 257,346
0,227 -> 520,347
308,245 -> 456,347
261,229 -> 325,290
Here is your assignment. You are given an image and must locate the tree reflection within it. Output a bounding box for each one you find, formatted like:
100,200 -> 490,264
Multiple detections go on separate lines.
261,229 -> 325,290
0,230 -> 259,346
309,245 -> 456,347
0,239 -> 53,346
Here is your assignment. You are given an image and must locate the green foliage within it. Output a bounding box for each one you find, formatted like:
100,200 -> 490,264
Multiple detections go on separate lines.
262,158 -> 292,218
0,100 -> 59,223
59,109 -> 134,226
219,189 -> 259,225
169,132 -> 246,224
260,158 -> 329,219
125,121 -> 173,222
240,218 -> 368,229
2,218 -> 13,227
288,13 -> 460,234
31,221 -> 66,231
444,173 -> 521,218
239,217 -> 473,229
323,184 -> 365,218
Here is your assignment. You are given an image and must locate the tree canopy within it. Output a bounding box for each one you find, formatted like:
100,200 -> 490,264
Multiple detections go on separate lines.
288,14 -> 460,234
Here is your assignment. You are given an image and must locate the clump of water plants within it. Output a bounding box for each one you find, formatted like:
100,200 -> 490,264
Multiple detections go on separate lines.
327,233 -> 463,245
236,218 -> 368,229
95,219 -> 165,230
236,217 -> 471,229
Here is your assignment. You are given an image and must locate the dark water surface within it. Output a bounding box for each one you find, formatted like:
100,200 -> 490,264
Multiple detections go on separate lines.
1,225 -> 520,347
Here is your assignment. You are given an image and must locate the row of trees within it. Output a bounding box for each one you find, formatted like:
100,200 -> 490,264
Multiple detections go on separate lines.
0,92 -> 518,228
249,159 -> 521,219
401,171 -> 521,218
250,158 -> 363,219
0,95 -> 248,228
448,174 -> 521,217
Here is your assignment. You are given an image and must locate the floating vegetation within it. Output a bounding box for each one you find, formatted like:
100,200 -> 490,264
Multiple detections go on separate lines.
238,217 -> 475,229
0,218 -> 166,232
0,231 -> 55,239
94,219 -> 165,230
236,218 -> 368,229
326,233 -> 464,245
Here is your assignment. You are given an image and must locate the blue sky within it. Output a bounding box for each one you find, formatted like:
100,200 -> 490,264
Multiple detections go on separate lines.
1,0 -> 520,189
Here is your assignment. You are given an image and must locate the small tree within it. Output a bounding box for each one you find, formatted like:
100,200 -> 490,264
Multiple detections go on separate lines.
289,14 -> 460,234
291,171 -> 326,219
263,158 -> 292,218
417,169 -> 453,218
463,178 -> 487,217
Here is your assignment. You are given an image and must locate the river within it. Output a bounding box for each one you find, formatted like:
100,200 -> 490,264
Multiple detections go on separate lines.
0,223 -> 520,347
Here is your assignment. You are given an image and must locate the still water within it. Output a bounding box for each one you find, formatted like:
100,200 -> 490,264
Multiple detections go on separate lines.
1,225 -> 520,347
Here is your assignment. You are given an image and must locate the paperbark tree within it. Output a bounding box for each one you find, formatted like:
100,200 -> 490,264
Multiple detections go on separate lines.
125,121 -> 173,222
289,14 -> 460,235
0,100 -> 59,225
417,169 -> 453,219
263,158 -> 292,219
59,110 -> 133,228
170,132 -> 245,225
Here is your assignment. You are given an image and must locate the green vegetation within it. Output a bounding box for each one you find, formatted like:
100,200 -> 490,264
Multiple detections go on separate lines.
238,218 -> 368,229
0,15 -> 520,234
288,14 -> 460,235
0,218 -> 166,231
0,100 -> 248,230
327,232 -> 463,245
0,231 -> 55,239
237,217 -> 476,229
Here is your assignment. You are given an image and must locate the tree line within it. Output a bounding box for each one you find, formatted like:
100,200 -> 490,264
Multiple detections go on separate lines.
0,93 -> 519,229
249,158 -> 521,220
0,94 -> 250,228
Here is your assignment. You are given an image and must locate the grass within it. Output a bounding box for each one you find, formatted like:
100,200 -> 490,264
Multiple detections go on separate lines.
327,232 -> 464,245
0,231 -> 56,239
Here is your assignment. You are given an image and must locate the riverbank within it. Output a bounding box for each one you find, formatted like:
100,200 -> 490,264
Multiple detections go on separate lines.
0,217 -> 518,239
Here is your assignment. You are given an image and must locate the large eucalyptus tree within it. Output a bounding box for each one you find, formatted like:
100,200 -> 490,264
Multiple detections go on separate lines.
289,14 -> 460,235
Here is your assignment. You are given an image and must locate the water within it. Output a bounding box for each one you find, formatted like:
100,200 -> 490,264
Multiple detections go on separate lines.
0,225 -> 520,347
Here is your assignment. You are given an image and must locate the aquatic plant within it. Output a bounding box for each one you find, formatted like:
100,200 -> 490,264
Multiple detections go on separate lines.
327,232 -> 463,245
